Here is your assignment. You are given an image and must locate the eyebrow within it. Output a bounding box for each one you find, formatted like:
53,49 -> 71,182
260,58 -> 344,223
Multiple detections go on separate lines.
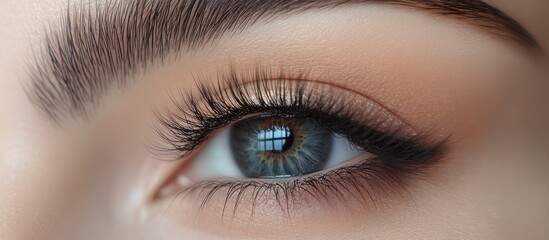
26,0 -> 539,123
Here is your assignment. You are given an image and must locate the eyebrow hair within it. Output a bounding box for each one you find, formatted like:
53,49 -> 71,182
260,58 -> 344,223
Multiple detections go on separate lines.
26,0 -> 539,123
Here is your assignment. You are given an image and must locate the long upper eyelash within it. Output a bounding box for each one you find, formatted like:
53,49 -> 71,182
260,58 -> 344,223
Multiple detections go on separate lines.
154,69 -> 449,219
152,69 -> 316,158
152,67 -> 445,162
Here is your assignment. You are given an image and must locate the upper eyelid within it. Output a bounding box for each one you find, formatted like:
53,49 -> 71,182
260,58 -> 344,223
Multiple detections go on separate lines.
25,0 -> 538,124
150,66 -> 429,160
191,65 -> 417,131
151,72 -> 448,205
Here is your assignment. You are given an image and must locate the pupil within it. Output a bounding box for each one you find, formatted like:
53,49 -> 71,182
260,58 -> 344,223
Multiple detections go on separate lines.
230,116 -> 332,178
256,126 -> 294,153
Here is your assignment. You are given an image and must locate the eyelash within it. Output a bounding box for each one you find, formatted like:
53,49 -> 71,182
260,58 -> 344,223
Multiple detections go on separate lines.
152,67 -> 447,217
178,158 -> 435,219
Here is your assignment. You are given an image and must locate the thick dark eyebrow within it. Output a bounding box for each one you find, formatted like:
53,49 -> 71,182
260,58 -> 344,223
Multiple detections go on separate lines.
26,0 -> 539,123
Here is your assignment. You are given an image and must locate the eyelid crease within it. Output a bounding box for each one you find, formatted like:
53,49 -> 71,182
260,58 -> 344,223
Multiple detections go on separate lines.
150,66 -> 450,223
149,66 -> 442,162
27,0 -> 539,124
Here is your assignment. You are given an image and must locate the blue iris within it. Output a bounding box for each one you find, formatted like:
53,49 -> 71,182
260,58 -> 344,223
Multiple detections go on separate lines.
230,116 -> 332,178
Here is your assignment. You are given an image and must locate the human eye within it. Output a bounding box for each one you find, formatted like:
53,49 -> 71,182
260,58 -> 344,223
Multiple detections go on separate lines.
185,115 -> 366,179
149,67 -> 447,228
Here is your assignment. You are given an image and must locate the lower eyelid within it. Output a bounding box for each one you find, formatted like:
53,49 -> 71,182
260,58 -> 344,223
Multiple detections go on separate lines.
153,157 -> 425,229
147,72 -> 449,231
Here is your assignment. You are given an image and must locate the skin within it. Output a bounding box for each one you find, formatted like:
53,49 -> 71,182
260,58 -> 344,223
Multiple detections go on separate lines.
1,1 -> 548,239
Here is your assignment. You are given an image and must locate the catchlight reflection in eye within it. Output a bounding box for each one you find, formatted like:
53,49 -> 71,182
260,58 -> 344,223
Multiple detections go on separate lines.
256,126 -> 292,153
230,116 -> 333,178
180,115 -> 364,182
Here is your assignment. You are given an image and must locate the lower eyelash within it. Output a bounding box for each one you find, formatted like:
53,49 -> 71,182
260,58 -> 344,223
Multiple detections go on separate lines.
164,156 -> 437,220
152,66 -> 449,221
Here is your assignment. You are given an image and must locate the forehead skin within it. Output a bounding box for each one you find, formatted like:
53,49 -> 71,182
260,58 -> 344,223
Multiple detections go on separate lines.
0,0 -> 548,240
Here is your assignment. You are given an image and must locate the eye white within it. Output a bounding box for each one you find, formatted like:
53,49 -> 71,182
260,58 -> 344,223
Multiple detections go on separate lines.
178,124 -> 367,185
